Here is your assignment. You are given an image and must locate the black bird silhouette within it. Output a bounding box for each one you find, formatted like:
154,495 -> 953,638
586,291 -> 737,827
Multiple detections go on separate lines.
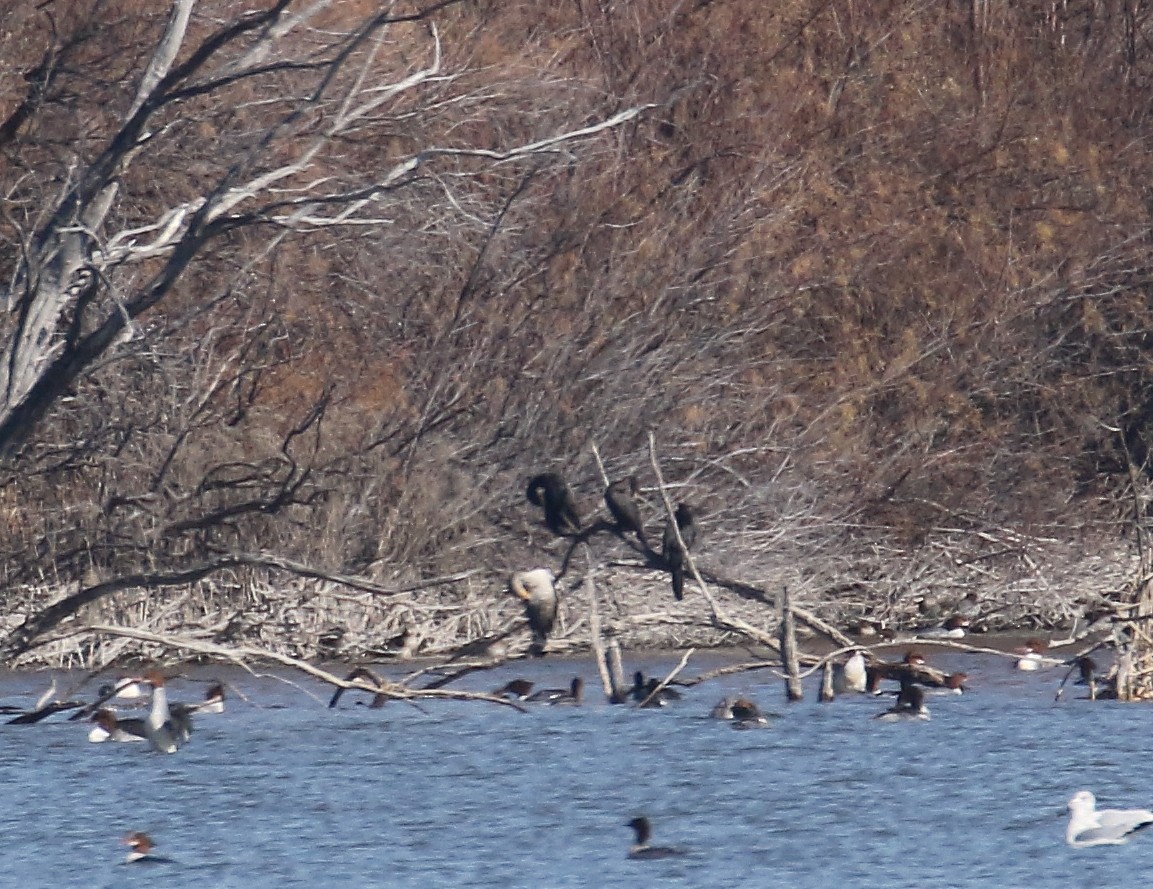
625,816 -> 687,859
631,671 -> 683,707
661,503 -> 698,600
604,476 -> 648,549
494,679 -> 535,700
526,472 -> 582,536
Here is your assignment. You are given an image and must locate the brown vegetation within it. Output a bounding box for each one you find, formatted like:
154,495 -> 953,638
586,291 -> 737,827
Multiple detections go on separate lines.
3,1 -> 1153,678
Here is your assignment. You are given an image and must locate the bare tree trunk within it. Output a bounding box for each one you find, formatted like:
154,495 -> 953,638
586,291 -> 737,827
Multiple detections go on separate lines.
819,660 -> 835,702
606,632 -> 627,703
779,585 -> 803,702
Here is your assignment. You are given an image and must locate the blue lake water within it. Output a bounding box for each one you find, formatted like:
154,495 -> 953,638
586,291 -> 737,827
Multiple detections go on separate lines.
0,649 -> 1150,889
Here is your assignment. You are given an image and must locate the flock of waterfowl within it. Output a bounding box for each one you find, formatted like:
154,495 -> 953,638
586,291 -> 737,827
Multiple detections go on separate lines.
0,639 -> 1145,863
3,467 -> 1147,865
1,669 -> 223,752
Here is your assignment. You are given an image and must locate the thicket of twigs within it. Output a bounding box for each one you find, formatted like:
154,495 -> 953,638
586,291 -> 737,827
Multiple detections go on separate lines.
3,1 -> 1153,669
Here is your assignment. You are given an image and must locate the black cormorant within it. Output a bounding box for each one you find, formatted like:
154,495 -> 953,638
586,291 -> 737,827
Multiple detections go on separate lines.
661,502 -> 698,600
526,472 -> 582,536
604,476 -> 647,548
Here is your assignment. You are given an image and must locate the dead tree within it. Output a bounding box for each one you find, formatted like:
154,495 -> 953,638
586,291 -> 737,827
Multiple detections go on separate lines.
779,585 -> 804,702
0,1 -> 658,667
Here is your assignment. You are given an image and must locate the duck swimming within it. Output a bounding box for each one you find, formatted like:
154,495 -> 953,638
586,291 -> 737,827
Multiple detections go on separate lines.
494,679 -> 535,700
527,677 -> 583,705
631,672 -> 682,707
917,614 -> 970,639
88,708 -> 147,743
710,696 -> 770,727
1015,639 -> 1048,671
626,816 -> 687,859
123,831 -> 173,864
874,682 -> 930,721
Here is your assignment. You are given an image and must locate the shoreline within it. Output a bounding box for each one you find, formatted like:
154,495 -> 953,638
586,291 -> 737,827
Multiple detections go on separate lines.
0,630 -> 1090,676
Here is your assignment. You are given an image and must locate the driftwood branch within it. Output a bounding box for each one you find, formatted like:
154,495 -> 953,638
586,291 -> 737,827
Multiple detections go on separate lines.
585,557 -> 619,702
78,624 -> 525,710
636,647 -> 695,708
679,660 -> 787,686
0,552 -> 483,665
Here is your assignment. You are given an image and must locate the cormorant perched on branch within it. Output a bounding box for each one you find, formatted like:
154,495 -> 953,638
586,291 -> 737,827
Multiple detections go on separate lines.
526,472 -> 582,536
509,568 -> 558,656
661,503 -> 698,601
604,476 -> 648,549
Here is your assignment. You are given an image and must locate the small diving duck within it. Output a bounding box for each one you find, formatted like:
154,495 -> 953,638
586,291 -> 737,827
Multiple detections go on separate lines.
709,697 -> 770,727
916,614 -> 970,639
88,709 -> 147,743
874,682 -> 930,721
123,831 -> 173,864
527,677 -> 583,705
172,682 -> 225,718
494,679 -> 535,701
925,672 -> 968,695
625,816 -> 688,860
1015,639 -> 1048,671
632,672 -> 682,707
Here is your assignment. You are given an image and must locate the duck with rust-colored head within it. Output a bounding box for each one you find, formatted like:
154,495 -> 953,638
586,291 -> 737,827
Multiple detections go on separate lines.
123,831 -> 173,864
